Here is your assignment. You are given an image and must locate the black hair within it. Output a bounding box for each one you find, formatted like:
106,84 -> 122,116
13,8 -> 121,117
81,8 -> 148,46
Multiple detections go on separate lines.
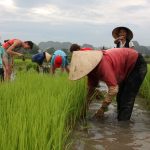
70,44 -> 81,52
4,39 -> 9,43
24,41 -> 34,49
116,38 -> 130,48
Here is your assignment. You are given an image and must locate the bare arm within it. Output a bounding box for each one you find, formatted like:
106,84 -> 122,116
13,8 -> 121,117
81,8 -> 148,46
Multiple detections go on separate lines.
101,85 -> 118,108
95,85 -> 118,118
6,40 -> 23,56
114,36 -> 124,44
65,66 -> 70,74
61,67 -> 64,72
50,66 -> 56,74
2,56 -> 6,68
114,38 -> 120,44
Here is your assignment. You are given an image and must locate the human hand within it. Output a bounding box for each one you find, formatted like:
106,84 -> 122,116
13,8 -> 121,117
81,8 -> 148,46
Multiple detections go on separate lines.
18,53 -> 23,57
118,36 -> 125,40
94,107 -> 104,119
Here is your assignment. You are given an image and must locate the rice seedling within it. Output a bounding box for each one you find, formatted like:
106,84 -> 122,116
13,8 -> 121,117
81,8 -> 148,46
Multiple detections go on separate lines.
140,64 -> 150,109
14,59 -> 37,72
0,72 -> 87,150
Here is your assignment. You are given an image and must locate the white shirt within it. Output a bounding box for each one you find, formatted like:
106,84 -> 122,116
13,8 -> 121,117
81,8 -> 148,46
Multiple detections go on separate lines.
119,41 -> 134,48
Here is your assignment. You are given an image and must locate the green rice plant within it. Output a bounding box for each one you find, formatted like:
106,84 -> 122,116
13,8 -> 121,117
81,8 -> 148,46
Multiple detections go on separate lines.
140,64 -> 150,109
14,59 -> 30,71
14,59 -> 38,72
0,72 -> 87,150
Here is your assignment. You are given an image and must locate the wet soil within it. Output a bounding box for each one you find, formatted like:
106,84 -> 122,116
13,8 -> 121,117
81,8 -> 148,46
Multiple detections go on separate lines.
71,97 -> 150,150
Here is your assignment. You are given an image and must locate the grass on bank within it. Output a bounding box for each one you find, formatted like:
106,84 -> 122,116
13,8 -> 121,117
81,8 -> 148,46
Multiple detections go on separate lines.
140,64 -> 150,109
0,72 -> 87,150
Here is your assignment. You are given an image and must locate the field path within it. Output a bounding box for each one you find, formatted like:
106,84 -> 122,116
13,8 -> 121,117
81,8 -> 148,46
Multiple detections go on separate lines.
71,97 -> 150,150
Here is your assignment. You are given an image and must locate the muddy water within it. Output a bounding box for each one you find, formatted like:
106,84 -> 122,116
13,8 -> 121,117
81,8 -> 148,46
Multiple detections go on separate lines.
71,97 -> 150,150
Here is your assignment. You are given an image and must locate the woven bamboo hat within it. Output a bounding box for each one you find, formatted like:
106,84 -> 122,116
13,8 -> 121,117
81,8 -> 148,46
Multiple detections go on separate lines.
112,26 -> 133,40
45,52 -> 52,62
69,50 -> 103,80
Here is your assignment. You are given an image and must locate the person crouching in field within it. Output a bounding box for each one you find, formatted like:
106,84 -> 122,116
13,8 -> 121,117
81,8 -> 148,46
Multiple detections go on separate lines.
32,50 -> 69,74
69,45 -> 147,121
2,39 -> 33,80
0,46 -> 5,81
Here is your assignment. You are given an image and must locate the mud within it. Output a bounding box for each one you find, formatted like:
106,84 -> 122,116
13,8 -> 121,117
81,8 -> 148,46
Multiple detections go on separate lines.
71,97 -> 150,150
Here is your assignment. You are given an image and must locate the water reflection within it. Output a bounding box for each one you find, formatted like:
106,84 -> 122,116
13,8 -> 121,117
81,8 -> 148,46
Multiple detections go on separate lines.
71,98 -> 150,150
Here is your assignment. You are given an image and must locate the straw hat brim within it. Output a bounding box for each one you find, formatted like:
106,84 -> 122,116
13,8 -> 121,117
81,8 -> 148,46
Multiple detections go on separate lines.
45,52 -> 52,62
69,51 -> 103,80
112,26 -> 133,40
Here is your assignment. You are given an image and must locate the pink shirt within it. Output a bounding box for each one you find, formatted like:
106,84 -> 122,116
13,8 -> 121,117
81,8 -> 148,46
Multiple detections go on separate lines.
3,39 -> 16,49
88,48 -> 138,87
81,47 -> 93,51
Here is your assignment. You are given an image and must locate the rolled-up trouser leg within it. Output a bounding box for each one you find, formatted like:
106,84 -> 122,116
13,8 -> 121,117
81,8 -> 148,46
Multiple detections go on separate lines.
117,54 -> 147,121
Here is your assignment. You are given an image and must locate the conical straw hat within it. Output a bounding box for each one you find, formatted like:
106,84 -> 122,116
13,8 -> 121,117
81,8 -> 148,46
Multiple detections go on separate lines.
112,26 -> 133,40
69,51 -> 103,80
45,52 -> 52,62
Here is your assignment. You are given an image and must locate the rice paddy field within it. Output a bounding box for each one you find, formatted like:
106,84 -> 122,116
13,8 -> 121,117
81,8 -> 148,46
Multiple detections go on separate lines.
0,59 -> 149,150
0,72 -> 87,150
14,59 -> 37,71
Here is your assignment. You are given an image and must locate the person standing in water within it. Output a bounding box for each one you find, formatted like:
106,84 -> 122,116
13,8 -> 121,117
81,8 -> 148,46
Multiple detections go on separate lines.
69,45 -> 147,121
112,26 -> 134,48
2,39 -> 33,80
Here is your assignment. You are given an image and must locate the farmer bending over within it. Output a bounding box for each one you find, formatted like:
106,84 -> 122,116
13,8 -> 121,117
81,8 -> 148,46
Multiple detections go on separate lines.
32,50 -> 69,74
2,39 -> 33,80
69,45 -> 147,121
